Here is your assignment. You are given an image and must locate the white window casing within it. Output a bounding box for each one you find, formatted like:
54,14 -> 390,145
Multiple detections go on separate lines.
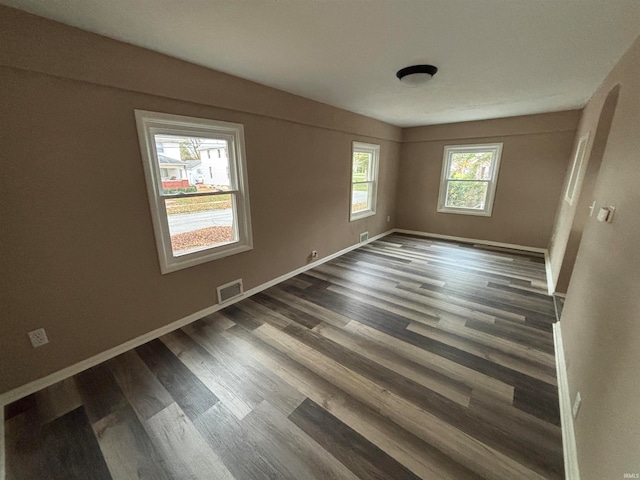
135,110 -> 253,274
437,143 -> 503,217
350,141 -> 380,221
564,133 -> 590,206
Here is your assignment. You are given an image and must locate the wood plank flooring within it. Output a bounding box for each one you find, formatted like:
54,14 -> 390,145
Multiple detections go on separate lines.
4,233 -> 563,479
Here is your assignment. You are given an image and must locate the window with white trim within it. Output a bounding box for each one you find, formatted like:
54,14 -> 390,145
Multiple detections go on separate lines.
564,133 -> 590,206
437,143 -> 503,217
135,110 -> 252,274
350,142 -> 379,221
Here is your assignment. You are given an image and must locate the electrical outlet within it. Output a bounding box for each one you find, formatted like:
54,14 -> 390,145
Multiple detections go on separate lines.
572,391 -> 582,418
311,250 -> 318,259
28,328 -> 49,348
387,215 -> 391,222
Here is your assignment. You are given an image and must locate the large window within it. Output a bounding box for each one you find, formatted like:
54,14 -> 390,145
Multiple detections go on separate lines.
350,142 -> 379,221
437,143 -> 503,216
135,110 -> 252,274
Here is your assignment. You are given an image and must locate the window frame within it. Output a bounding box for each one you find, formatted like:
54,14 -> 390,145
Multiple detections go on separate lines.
135,110 -> 253,274
437,143 -> 503,217
350,141 -> 380,221
564,132 -> 590,206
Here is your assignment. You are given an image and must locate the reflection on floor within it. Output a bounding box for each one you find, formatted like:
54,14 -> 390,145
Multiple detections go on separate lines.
5,233 -> 563,479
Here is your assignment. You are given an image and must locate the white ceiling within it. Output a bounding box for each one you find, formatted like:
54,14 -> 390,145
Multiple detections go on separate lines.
3,0 -> 640,127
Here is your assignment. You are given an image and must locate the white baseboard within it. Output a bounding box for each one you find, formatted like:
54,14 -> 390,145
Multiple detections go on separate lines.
393,229 -> 547,254
0,226 -> 552,480
545,251 -> 555,295
0,229 -> 392,408
553,322 -> 580,480
543,251 -> 568,297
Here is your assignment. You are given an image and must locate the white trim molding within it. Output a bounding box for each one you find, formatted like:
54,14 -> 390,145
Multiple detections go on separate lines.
544,251 -> 556,295
0,227 -> 548,409
350,141 -> 380,221
0,227 -> 555,480
553,322 -> 581,480
437,143 -> 503,217
564,132 -> 590,206
0,229 -> 393,409
134,110 -> 253,274
543,251 -> 569,297
393,229 -> 547,254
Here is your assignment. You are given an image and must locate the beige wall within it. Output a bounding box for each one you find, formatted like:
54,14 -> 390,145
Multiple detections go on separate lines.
5,17 -> 638,479
0,7 -> 400,395
548,87 -> 620,293
558,34 -> 640,478
397,111 -> 580,248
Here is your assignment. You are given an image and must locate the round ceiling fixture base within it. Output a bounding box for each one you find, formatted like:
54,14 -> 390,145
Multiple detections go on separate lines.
396,64 -> 438,85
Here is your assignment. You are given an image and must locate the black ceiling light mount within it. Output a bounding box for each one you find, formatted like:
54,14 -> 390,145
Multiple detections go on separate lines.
396,64 -> 438,86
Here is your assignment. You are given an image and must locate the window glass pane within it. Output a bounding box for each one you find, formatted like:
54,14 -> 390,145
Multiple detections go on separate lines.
352,151 -> 372,182
352,182 -> 371,213
445,181 -> 489,209
448,151 -> 494,180
165,195 -> 237,256
154,134 -> 232,194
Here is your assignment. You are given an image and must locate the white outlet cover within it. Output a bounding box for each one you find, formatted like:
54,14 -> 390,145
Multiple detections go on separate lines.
28,328 -> 49,348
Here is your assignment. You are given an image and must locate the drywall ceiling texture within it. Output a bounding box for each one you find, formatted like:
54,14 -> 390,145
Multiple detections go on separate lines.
1,0 -> 640,126
396,111 -> 580,248
559,34 -> 640,478
0,7 -> 400,395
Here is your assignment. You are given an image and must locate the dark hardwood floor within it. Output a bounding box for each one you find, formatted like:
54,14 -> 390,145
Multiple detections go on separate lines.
4,233 -> 563,479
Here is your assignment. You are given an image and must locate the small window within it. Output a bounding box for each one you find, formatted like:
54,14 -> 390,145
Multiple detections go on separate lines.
437,143 -> 503,217
135,110 -> 252,274
564,133 -> 590,206
350,142 -> 380,221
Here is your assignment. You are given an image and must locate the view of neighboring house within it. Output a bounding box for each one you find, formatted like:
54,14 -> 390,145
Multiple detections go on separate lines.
197,141 -> 231,187
155,136 -> 230,189
157,154 -> 189,188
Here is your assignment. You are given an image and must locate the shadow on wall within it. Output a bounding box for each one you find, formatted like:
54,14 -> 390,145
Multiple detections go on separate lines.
554,85 -> 620,295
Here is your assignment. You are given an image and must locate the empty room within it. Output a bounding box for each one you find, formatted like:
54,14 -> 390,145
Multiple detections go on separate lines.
1,2 -> 639,479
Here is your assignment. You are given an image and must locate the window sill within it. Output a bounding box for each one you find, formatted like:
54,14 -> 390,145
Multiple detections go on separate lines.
159,242 -> 253,274
437,207 -> 493,217
350,210 -> 376,222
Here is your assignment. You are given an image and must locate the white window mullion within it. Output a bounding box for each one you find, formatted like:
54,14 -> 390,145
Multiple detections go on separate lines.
438,143 -> 503,217
135,110 -> 253,274
350,142 -> 380,221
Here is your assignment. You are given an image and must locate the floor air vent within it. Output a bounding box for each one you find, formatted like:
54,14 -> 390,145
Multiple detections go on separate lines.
217,279 -> 244,304
359,231 -> 369,243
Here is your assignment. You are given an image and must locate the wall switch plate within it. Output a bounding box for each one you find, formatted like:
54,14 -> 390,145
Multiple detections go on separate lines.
572,391 -> 582,418
28,328 -> 49,348
597,206 -> 615,223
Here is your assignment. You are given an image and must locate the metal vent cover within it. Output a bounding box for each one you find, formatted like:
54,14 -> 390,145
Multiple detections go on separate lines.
217,279 -> 244,304
359,232 -> 369,243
